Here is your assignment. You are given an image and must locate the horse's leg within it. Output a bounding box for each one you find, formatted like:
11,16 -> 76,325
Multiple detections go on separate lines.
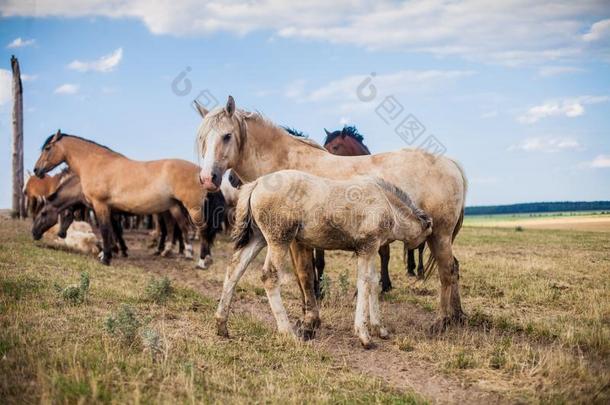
368,253 -> 389,339
57,208 -> 74,239
216,235 -> 266,337
428,233 -> 465,333
313,248 -> 325,299
355,254 -> 372,348
160,213 -> 176,257
406,245 -> 416,277
154,214 -> 166,255
378,243 -> 392,292
169,205 -> 193,259
290,242 -> 320,340
92,202 -> 113,265
111,214 -> 128,257
262,244 -> 295,337
173,226 -> 185,254
416,243 -> 425,279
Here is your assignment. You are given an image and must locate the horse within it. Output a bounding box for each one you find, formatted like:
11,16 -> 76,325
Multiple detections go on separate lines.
23,169 -> 69,217
42,221 -> 102,256
223,170 -> 433,347
31,171 -> 129,257
323,126 -> 427,285
195,96 -> 466,336
32,130 -> 221,267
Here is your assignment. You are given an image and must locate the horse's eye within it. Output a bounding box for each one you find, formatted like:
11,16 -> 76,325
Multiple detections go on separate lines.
222,133 -> 232,143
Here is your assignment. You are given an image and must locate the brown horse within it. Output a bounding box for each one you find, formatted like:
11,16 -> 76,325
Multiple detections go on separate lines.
33,130 -> 216,267
195,96 -> 466,336
323,126 -> 426,286
225,170 -> 433,346
23,169 -> 68,217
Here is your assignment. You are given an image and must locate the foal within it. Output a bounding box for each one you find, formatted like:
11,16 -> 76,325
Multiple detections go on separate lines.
219,170 -> 432,348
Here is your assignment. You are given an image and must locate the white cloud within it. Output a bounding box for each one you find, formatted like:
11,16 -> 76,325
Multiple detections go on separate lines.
1,1 -> 609,65
588,154 -> 610,168
21,73 -> 37,81
583,18 -> 610,42
68,48 -> 123,73
7,37 -> 35,48
518,95 -> 609,124
284,79 -> 306,99
537,66 -> 585,77
510,137 -> 582,153
0,69 -> 12,105
54,84 -> 79,95
295,70 -> 474,103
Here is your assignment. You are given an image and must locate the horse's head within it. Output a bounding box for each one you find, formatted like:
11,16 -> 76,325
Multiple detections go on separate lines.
194,96 -> 244,191
323,126 -> 370,156
31,196 -> 60,240
34,130 -> 66,178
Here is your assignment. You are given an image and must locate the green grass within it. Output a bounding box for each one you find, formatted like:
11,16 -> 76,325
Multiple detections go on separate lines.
0,218 -> 423,404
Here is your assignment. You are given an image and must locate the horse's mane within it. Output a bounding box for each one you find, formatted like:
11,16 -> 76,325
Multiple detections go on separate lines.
374,178 -> 430,226
41,132 -> 122,156
198,107 -> 326,152
324,126 -> 371,154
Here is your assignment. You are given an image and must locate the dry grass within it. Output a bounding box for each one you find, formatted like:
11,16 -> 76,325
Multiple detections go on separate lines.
1,212 -> 609,403
0,216 -> 422,404
316,225 -> 610,403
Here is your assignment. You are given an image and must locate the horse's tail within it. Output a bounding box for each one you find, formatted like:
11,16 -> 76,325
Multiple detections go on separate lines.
451,158 -> 467,242
203,191 -> 226,245
232,180 -> 258,250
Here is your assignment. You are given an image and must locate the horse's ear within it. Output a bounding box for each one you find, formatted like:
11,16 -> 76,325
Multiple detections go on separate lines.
192,100 -> 209,118
225,95 -> 235,117
340,128 -> 348,139
52,129 -> 63,143
324,128 -> 332,137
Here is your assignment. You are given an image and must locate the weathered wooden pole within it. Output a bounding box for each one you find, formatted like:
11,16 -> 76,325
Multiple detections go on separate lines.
11,55 -> 25,219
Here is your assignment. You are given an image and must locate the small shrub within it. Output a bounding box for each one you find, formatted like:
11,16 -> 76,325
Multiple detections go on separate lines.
515,226 -> 524,232
320,274 -> 331,300
105,304 -> 141,344
55,272 -> 90,304
338,270 -> 350,296
145,276 -> 173,304
448,350 -> 475,369
141,328 -> 163,361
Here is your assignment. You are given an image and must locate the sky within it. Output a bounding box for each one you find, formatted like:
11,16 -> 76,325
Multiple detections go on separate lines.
0,0 -> 609,207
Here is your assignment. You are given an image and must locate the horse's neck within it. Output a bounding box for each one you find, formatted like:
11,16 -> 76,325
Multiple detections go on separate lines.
236,120 -> 329,181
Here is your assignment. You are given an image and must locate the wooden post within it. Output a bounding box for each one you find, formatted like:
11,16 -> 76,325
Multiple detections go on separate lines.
11,55 -> 25,219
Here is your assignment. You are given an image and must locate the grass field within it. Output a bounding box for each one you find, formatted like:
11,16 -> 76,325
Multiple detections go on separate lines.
1,213 -> 609,403
465,211 -> 610,232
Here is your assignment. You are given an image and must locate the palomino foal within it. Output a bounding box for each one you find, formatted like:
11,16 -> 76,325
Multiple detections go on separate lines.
220,170 -> 432,348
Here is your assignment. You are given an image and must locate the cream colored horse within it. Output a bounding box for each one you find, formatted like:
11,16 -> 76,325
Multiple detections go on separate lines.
33,131 -> 209,267
224,170 -> 432,347
195,96 -> 467,335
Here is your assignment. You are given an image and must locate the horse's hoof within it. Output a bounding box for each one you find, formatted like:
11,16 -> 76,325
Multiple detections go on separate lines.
429,317 -> 451,335
121,251 -> 128,258
153,250 -> 161,256
99,256 -> 111,266
216,319 -> 229,338
381,284 -> 393,293
197,255 -> 213,269
406,271 -> 416,278
359,337 -> 373,349
184,251 -> 193,259
295,320 -> 317,341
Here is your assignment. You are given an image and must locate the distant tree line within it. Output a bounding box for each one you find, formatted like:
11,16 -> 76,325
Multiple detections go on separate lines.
465,201 -> 610,216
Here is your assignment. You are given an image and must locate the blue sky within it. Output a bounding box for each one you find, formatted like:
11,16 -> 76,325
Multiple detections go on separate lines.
1,1 -> 609,207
